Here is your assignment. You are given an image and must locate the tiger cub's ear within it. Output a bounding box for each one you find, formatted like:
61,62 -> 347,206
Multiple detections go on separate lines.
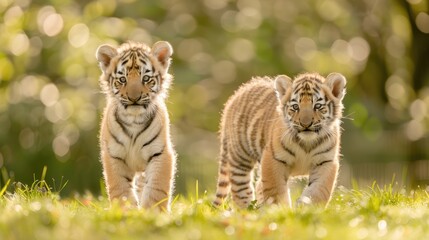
274,75 -> 292,97
96,44 -> 118,73
152,41 -> 173,70
326,73 -> 346,100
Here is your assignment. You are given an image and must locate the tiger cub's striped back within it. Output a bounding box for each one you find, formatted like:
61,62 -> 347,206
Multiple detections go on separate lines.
96,41 -> 176,211
214,73 -> 346,208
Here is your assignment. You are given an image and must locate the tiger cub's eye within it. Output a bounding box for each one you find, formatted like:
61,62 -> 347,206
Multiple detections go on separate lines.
291,104 -> 299,111
314,103 -> 322,110
118,77 -> 127,84
142,75 -> 151,82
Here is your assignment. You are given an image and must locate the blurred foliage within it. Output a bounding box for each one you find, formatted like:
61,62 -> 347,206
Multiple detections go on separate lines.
0,0 -> 428,196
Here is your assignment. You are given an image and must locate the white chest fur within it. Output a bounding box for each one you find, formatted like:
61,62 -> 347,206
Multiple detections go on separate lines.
105,104 -> 165,172
275,134 -> 338,177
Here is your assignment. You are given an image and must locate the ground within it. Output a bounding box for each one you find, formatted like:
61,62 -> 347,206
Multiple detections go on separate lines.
1,176 -> 429,240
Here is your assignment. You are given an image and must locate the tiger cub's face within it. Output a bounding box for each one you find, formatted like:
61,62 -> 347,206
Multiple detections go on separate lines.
275,73 -> 346,141
96,41 -> 173,109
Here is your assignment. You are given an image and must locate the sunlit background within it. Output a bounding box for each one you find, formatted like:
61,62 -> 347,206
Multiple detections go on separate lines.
0,0 -> 428,196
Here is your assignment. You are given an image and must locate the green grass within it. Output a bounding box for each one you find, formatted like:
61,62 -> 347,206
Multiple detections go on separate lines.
1,174 -> 429,240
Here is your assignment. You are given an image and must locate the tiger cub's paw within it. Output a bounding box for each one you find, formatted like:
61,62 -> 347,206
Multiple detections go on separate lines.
296,196 -> 312,207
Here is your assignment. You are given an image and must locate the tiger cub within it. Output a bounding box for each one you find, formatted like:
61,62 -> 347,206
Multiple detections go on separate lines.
214,73 -> 346,208
96,41 -> 176,211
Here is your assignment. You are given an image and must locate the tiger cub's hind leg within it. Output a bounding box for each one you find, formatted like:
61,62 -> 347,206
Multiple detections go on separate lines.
213,157 -> 231,207
229,156 -> 256,208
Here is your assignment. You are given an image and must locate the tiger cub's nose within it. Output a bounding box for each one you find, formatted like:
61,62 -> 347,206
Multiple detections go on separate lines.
128,95 -> 141,103
300,120 -> 313,128
300,115 -> 313,128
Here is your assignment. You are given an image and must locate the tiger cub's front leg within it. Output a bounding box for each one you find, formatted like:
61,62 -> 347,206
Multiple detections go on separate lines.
258,149 -> 292,207
101,151 -> 137,207
139,148 -> 174,211
297,160 -> 339,206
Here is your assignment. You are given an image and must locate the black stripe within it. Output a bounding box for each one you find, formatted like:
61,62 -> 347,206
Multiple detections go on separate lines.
121,59 -> 129,65
221,140 -> 228,157
270,142 -> 289,165
138,51 -> 148,60
280,140 -> 295,157
293,134 -> 331,153
293,84 -> 304,94
316,160 -> 333,166
139,58 -> 147,65
109,129 -> 124,146
230,179 -> 248,186
234,150 -> 252,163
147,148 -> 164,163
313,144 -> 335,156
124,176 -> 132,182
231,171 -> 247,177
303,82 -> 311,91
237,140 -> 250,158
120,52 -> 132,63
249,118 -> 260,155
218,181 -> 229,187
231,186 -> 249,193
230,155 -> 253,171
216,193 -> 227,198
236,195 -> 250,200
308,178 -> 317,187
141,128 -> 161,149
313,134 -> 331,152
293,135 -> 307,152
134,110 -> 157,144
114,109 -> 131,137
273,155 -> 288,165
314,84 -> 321,91
229,161 -> 252,172
258,136 -> 265,161
111,155 -> 125,162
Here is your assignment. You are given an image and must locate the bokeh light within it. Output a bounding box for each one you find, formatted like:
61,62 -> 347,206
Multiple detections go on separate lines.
68,24 -> 90,48
227,38 -> 255,62
40,84 -> 60,107
416,12 -> 429,33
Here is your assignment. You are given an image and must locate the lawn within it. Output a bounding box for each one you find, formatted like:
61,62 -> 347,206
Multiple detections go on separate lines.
1,171 -> 429,240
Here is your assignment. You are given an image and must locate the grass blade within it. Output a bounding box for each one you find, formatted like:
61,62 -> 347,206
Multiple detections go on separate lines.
0,179 -> 10,197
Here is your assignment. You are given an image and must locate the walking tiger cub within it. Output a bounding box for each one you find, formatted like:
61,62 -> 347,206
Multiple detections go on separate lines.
96,41 -> 176,211
214,73 -> 346,208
